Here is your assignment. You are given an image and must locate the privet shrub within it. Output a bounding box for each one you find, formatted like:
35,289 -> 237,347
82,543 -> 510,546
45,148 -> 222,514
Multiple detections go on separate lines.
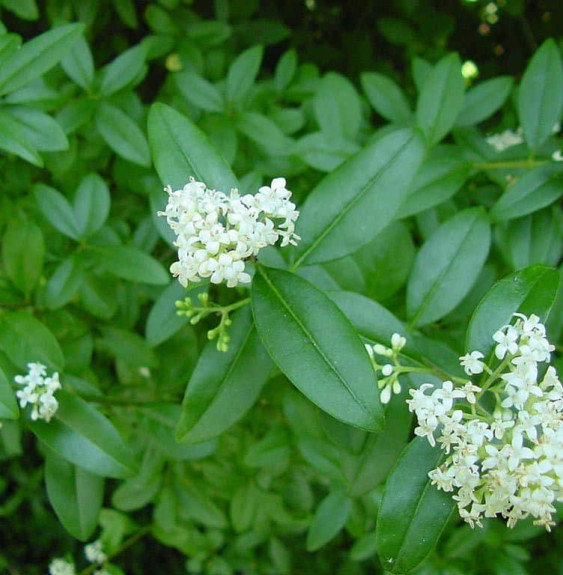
0,1 -> 562,574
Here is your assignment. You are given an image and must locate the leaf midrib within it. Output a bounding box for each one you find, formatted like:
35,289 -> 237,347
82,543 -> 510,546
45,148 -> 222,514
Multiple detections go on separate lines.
257,267 -> 372,419
293,131 -> 416,269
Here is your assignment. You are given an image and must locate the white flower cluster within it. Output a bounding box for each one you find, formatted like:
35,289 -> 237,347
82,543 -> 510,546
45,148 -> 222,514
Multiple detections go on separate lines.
486,127 -> 524,152
159,177 -> 300,288
407,313 -> 562,530
15,362 -> 61,423
365,333 -> 407,404
49,540 -> 108,575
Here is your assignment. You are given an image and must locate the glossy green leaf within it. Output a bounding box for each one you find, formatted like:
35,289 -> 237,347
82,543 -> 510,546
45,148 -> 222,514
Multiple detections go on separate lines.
45,256 -> 84,309
0,23 -> 84,96
89,245 -> 169,285
45,449 -> 104,540
0,310 -> 64,371
416,53 -> 464,145
30,390 -> 137,478
518,39 -> 563,150
174,71 -> 225,113
60,34 -> 95,91
376,437 -> 455,574
0,109 -> 42,166
296,131 -> 359,172
176,307 -> 272,443
306,490 -> 352,551
407,208 -> 491,327
73,173 -> 111,238
0,367 -> 19,419
226,45 -> 263,106
96,102 -> 151,167
293,128 -> 425,267
455,76 -> 513,127
236,112 -> 294,156
148,103 -> 238,191
314,72 -> 362,140
490,164 -> 563,222
2,219 -> 44,296
361,72 -> 412,122
6,107 -> 68,152
99,44 -> 146,96
252,266 -> 384,431
467,265 -> 560,356
34,184 -> 80,239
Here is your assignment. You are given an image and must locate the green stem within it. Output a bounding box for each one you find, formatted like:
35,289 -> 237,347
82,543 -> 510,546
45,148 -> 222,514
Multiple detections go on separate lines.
476,356 -> 511,399
78,526 -> 151,575
472,159 -> 547,170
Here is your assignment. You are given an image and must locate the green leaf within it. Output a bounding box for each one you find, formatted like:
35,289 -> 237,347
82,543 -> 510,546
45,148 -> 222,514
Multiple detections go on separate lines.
60,34 -> 95,91
145,281 -> 191,347
252,266 -> 384,431
0,34 -> 21,64
467,265 -> 560,357
407,208 -> 491,327
0,310 -> 64,371
34,184 -> 80,240
0,109 -> 42,166
45,449 -> 104,540
0,23 -> 84,96
361,72 -> 412,122
174,71 -> 225,113
518,39 -> 563,150
0,367 -> 19,420
2,219 -> 44,296
226,45 -> 263,106
293,128 -> 425,267
376,438 -> 455,574
73,173 -> 111,238
314,72 -> 362,140
148,103 -> 238,191
398,148 -> 470,218
416,53 -> 465,145
96,102 -> 151,167
230,483 -> 260,532
306,490 -> 352,551
176,307 -> 272,443
89,245 -> 169,285
99,326 -> 157,369
274,49 -> 297,92
45,256 -> 84,309
6,107 -> 68,152
296,131 -> 359,172
99,44 -> 147,96
490,165 -> 563,222
30,390 -> 137,478
1,0 -> 38,20
236,112 -> 294,156
455,76 -> 513,127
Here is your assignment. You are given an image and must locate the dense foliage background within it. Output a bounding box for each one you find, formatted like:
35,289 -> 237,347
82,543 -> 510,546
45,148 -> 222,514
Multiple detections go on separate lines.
0,0 -> 562,574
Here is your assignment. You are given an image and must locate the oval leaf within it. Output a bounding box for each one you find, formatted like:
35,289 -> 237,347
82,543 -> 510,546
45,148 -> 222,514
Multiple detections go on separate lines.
252,266 -> 384,431
407,208 -> 491,327
293,128 -> 425,267
176,307 -> 272,443
376,437 -> 455,574
45,449 -> 104,540
306,490 -> 352,551
148,103 -> 238,192
30,390 -> 137,478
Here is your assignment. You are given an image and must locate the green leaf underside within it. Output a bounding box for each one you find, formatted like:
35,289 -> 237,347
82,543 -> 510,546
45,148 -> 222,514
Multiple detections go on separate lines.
252,266 -> 384,431
176,307 -> 273,443
467,265 -> 560,357
148,103 -> 239,192
376,437 -> 455,573
293,128 -> 425,267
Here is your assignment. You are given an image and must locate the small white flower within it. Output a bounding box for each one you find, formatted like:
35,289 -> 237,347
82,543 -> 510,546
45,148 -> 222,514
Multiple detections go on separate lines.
391,333 -> 406,352
486,128 -> 523,152
84,540 -> 107,565
381,364 -> 393,377
493,325 -> 519,359
15,363 -> 61,423
459,351 -> 485,375
49,559 -> 75,575
552,150 -> 563,162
